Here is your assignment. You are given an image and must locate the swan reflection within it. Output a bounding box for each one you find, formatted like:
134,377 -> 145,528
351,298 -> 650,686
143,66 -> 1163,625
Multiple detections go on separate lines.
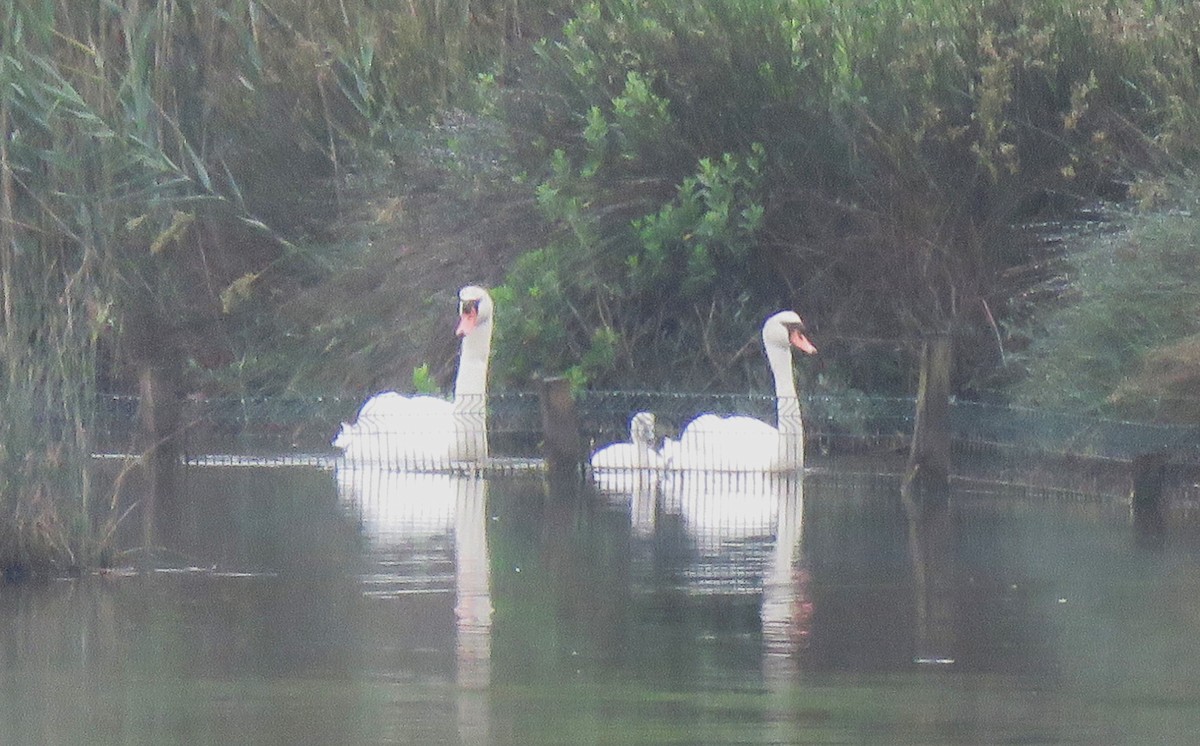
761,479 -> 812,667
658,472 -> 812,673
334,466 -> 493,740
662,471 -> 785,553
335,468 -> 460,541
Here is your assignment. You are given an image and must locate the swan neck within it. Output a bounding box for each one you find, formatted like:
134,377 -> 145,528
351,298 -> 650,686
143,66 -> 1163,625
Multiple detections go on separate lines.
768,342 -> 804,471
454,318 -> 493,401
767,343 -> 798,400
451,316 -> 492,463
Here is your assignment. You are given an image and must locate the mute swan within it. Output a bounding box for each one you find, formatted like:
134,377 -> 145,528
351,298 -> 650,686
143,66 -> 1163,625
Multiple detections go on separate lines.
590,412 -> 664,470
590,411 -> 666,496
663,311 -> 816,472
333,285 -> 494,467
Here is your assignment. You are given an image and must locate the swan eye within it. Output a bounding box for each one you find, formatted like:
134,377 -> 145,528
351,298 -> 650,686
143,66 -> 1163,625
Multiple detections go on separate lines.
460,299 -> 479,315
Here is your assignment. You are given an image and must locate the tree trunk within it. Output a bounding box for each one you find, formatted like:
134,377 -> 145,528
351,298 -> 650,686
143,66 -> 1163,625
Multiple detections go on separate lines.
902,334 -> 952,508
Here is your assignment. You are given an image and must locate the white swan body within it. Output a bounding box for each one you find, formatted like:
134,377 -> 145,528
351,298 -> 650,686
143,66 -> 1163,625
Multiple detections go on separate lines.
590,412 -> 664,470
590,411 -> 666,495
664,310 -> 816,472
333,285 -> 494,467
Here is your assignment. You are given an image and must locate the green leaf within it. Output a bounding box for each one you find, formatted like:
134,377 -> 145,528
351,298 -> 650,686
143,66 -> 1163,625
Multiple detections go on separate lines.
149,210 -> 194,255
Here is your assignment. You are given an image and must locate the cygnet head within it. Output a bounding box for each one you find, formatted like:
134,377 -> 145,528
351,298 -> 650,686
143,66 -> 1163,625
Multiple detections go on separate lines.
630,411 -> 657,447
763,311 -> 817,355
456,285 -> 494,337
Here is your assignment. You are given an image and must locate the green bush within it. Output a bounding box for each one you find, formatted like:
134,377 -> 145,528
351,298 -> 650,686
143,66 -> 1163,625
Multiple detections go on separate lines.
1010,188 -> 1200,416
487,0 -> 1200,395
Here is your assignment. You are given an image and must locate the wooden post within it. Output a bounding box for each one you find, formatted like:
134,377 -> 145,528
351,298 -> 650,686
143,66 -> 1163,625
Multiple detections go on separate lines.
902,333 -> 952,509
137,359 -> 184,569
538,377 -> 584,487
138,362 -> 183,474
127,306 -> 184,473
1131,450 -> 1168,543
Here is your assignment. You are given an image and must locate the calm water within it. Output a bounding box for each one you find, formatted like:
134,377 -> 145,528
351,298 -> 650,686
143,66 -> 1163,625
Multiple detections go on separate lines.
3,460 -> 1200,744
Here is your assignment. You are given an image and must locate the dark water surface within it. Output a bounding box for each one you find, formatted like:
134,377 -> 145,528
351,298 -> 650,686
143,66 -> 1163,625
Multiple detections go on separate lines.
3,461 -> 1200,744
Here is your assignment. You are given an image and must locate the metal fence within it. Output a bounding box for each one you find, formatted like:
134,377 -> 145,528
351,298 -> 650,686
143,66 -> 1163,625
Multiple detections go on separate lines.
94,390 -> 1200,471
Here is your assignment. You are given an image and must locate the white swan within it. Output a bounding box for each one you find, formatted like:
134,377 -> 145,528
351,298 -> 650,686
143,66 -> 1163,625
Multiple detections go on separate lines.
590,411 -> 666,498
663,310 -> 816,472
333,285 -> 494,468
590,412 -> 664,470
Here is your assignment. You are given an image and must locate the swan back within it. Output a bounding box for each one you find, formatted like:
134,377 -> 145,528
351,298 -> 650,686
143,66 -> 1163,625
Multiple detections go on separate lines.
663,414 -> 779,471
334,394 -> 456,466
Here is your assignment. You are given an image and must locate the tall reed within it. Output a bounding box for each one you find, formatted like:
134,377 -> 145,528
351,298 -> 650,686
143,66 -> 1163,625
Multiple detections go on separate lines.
0,0 -> 540,572
0,0 -> 271,572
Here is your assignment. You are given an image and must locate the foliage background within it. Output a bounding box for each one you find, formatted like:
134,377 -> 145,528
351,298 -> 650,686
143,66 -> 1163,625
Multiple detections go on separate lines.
5,0 -> 1200,568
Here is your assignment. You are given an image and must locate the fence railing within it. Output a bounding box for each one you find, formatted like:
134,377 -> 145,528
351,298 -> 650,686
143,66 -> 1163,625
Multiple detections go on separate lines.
94,390 -> 1200,471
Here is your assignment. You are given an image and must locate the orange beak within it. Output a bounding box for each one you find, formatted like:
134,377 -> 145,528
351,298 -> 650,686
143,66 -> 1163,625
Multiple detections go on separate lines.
456,307 -> 479,338
790,329 -> 817,354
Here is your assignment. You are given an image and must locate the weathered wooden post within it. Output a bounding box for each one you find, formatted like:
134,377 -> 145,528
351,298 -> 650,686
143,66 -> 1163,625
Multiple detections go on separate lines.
538,376 -> 584,490
900,334 -> 956,656
1130,450 -> 1168,543
904,493 -> 957,667
902,333 -> 952,509
138,362 -> 183,471
126,305 -> 185,563
137,359 -> 184,567
127,306 -> 185,475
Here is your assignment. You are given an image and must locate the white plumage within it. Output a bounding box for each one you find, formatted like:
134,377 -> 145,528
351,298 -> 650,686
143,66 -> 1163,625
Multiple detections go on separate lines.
663,310 -> 816,472
333,285 -> 494,467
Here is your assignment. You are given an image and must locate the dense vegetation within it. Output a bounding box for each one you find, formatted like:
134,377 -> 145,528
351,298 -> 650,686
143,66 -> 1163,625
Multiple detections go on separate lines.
1011,188 -> 1200,421
4,0 -> 1200,570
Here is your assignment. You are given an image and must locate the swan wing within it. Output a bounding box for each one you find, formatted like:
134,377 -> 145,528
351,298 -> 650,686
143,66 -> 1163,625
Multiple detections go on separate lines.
670,414 -> 778,471
335,393 -> 456,465
590,442 -> 640,470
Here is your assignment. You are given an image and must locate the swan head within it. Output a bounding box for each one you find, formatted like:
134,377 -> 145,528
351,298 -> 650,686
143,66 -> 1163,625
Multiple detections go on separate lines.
630,411 -> 657,447
456,285 -> 494,338
763,311 -> 817,355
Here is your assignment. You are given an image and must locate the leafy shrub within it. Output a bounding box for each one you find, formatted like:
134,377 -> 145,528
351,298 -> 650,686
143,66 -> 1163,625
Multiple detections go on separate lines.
1010,188 -> 1200,416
